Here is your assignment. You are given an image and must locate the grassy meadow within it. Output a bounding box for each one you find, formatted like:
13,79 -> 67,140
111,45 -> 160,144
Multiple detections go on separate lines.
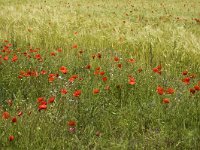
0,0 -> 200,149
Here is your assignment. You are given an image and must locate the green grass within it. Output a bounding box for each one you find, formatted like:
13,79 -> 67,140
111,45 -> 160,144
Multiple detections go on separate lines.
0,0 -> 200,149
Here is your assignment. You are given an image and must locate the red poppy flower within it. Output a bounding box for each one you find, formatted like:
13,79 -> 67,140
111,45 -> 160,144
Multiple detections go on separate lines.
26,70 -> 32,77
129,77 -> 136,85
73,90 -> 82,97
9,135 -> 14,141
68,120 -> 76,127
102,77 -> 107,82
37,97 -> 45,103
190,88 -> 195,94
31,71 -> 39,77
18,75 -> 23,79
68,77 -> 75,83
61,88 -> 68,95
127,58 -> 135,63
12,117 -> 17,123
182,70 -> 188,75
118,64 -> 122,68
93,89 -> 100,94
41,70 -> 47,75
68,75 -> 78,83
166,88 -> 175,94
182,77 -> 190,84
50,52 -> 56,56
38,104 -> 47,111
85,64 -> 91,69
157,86 -> 164,95
96,67 -> 101,71
99,71 -> 105,76
3,46 -> 9,51
12,55 -> 18,62
48,77 -> 55,82
157,65 -> 161,70
194,85 -> 200,91
163,98 -> 170,104
2,111 -> 10,119
59,66 -> 68,74
49,73 -> 56,78
48,96 -> 55,103
7,43 -> 12,47
153,65 -> 161,75
97,53 -> 101,59
40,101 -> 47,105
72,44 -> 78,49
57,48 -> 62,52
3,56 -> 8,61
94,70 -> 99,75
29,48 -> 38,53
35,54 -> 42,60
20,71 -> 26,77
114,57 -> 119,62
50,74 -> 57,80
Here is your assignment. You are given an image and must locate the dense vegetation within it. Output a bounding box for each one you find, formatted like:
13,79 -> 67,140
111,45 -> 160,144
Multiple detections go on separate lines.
0,0 -> 200,149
